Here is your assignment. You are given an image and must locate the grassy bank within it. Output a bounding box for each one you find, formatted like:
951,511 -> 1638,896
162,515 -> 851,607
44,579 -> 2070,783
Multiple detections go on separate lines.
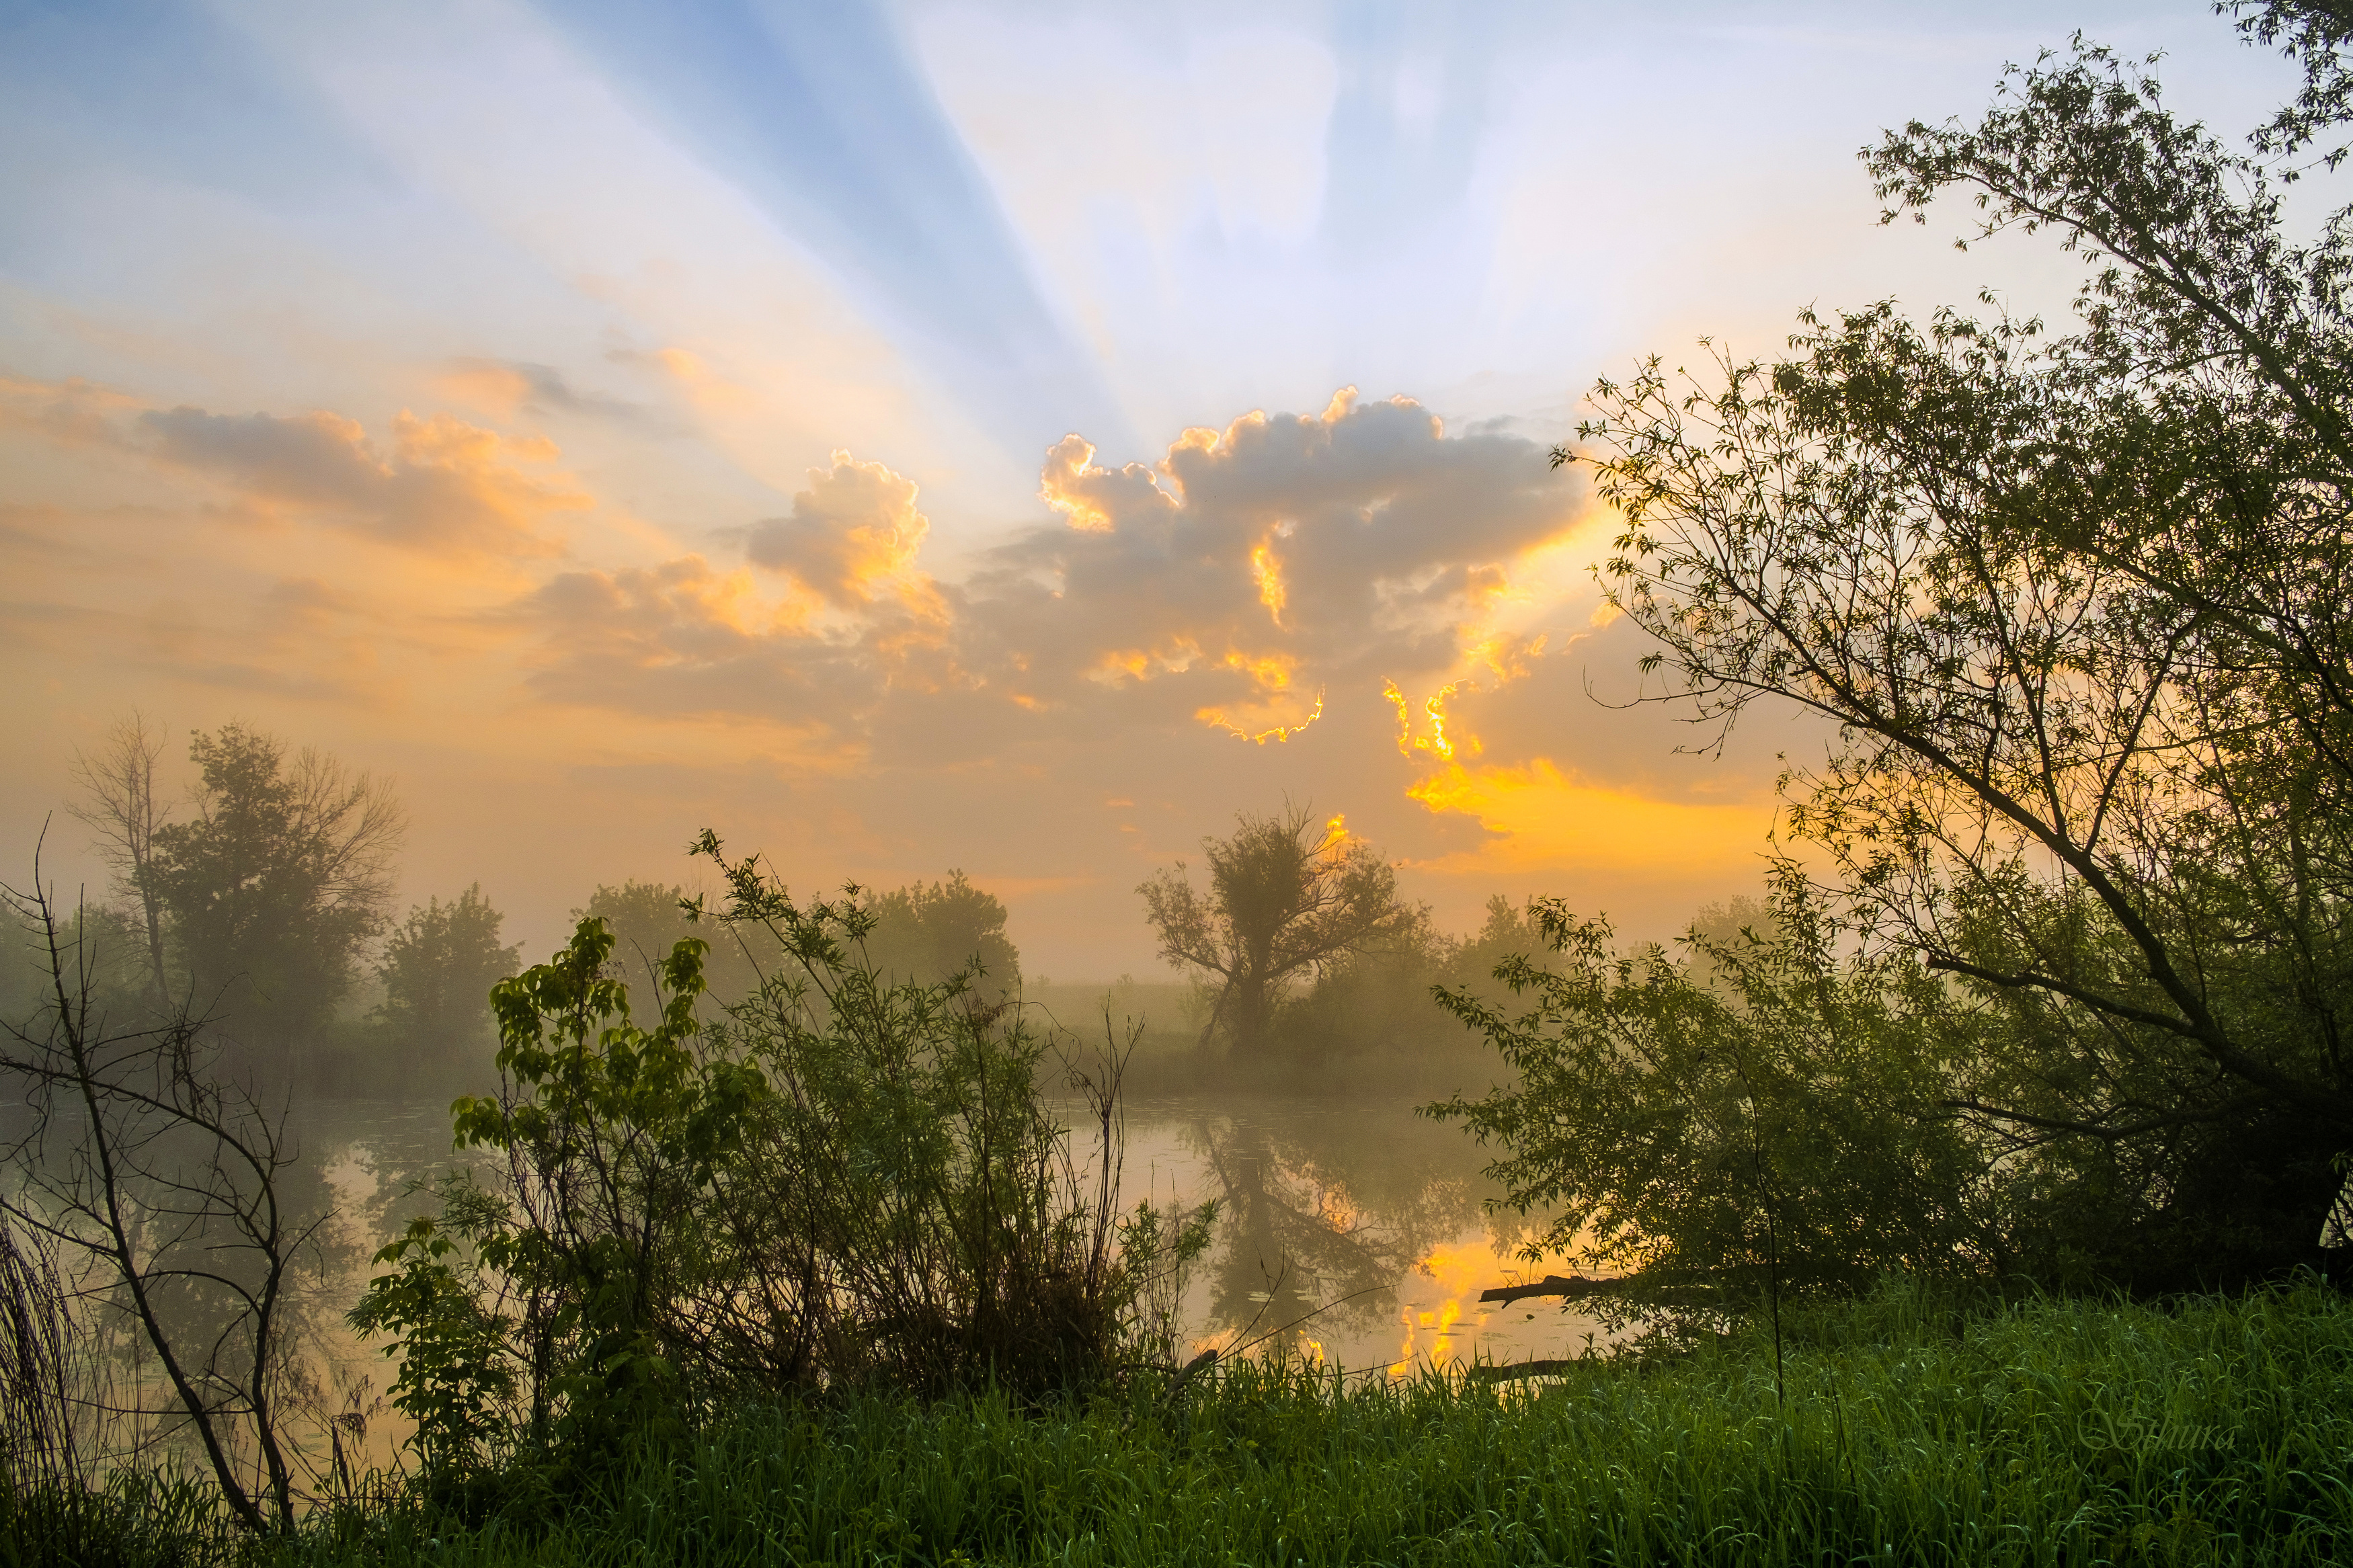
336,1283 -> 2353,1565
21,1283 -> 2353,1567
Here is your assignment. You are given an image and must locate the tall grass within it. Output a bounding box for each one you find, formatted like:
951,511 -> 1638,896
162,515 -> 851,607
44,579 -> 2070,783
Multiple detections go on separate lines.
292,1280 -> 2353,1567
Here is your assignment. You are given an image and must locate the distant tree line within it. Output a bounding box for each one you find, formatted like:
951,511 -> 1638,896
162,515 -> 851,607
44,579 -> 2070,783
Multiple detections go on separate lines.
9,716 -> 1025,1096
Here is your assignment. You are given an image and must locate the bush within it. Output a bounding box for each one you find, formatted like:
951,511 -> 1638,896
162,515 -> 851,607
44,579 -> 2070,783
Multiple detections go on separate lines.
352,832 -> 1210,1491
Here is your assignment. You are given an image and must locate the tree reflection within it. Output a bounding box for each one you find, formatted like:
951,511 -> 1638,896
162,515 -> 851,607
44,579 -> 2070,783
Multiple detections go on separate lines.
1182,1102 -> 1488,1364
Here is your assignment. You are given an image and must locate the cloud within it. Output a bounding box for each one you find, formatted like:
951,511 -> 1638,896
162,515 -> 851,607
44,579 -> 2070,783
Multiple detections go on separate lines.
971,387 -> 1574,737
505,546 -> 970,755
1403,757 -> 1780,876
136,406 -> 584,556
502,388 -> 1576,771
0,373 -> 147,444
4,374 -> 592,560
746,450 -> 948,620
436,359 -> 645,422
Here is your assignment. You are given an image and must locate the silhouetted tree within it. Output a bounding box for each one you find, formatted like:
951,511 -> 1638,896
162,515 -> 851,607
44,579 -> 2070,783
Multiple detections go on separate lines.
1550,0 -> 2353,1282
67,712 -> 171,1003
1140,807 -> 1418,1058
375,884 -> 521,1075
147,724 -> 403,1069
861,870 -> 1021,1005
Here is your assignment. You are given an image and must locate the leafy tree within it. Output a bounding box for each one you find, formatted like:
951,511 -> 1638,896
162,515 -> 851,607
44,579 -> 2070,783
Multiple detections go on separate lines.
1140,807 -> 1419,1057
374,884 -> 522,1075
1280,905 -> 1456,1063
1561,3 -> 2353,1281
861,870 -> 1022,1005
146,724 -> 403,1067
1431,874 -> 2006,1319
1442,895 -> 1558,1012
577,878 -> 770,1020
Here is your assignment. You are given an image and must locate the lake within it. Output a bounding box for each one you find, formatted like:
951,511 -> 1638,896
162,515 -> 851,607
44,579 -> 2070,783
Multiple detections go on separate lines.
292,1085 -> 1606,1385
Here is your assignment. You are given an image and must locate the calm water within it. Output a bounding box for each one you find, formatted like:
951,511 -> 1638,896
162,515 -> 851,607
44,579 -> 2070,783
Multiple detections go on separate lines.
11,1087 -> 1606,1482
292,1088 -> 1605,1383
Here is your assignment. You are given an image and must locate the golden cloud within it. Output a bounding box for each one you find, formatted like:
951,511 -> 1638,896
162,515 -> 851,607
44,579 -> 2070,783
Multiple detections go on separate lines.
1405,757 -> 1778,876
746,450 -> 949,624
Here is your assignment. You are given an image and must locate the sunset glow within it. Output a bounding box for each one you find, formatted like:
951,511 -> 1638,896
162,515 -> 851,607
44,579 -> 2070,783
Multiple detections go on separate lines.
0,0 -> 2258,975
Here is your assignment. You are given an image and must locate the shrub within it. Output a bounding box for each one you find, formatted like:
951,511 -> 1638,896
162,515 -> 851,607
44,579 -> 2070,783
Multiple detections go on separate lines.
352,832 -> 1211,1489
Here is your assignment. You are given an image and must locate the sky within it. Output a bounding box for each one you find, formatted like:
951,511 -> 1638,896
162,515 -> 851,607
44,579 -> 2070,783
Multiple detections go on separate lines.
0,0 -> 2308,980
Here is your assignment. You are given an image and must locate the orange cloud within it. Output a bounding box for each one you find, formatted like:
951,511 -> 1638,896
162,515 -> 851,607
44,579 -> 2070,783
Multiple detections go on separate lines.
1037,433 -> 1176,532
0,373 -> 147,444
1406,758 -> 1777,876
746,450 -> 948,624
4,375 -> 592,563
1249,536 -> 1287,626
1195,689 -> 1325,744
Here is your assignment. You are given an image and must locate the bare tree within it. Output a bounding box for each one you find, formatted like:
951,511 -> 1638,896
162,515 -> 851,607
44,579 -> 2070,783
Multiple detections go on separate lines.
67,712 -> 171,1004
1139,807 -> 1418,1056
0,844 -> 322,1536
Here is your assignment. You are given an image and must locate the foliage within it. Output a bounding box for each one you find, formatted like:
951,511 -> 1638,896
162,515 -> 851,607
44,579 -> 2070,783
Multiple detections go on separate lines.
446,911 -> 758,1462
1140,807 -> 1421,1058
1277,905 -> 1461,1063
296,1282 -> 2353,1567
684,830 -> 1205,1399
0,901 -> 149,1032
859,869 -> 1023,1005
372,884 -> 522,1079
0,1465 -> 244,1568
1559,3 -> 2353,1285
346,1203 -> 521,1497
355,832 -> 1209,1490
1441,894 -> 1558,1012
572,880 -> 760,1022
146,723 -> 404,1065
1431,873 -> 2005,1317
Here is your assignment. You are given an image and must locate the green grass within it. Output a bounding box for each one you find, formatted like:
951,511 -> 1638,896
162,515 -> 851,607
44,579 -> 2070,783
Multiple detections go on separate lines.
285,1282 -> 2353,1567
36,1282 -> 2352,1567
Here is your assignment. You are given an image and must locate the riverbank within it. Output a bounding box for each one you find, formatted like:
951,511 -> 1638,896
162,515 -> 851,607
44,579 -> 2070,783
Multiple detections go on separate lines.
24,1280 -> 2352,1567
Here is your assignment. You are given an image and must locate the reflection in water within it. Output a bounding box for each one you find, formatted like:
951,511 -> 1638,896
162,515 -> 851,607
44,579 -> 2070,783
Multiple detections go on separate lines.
58,1087 -> 1606,1481
1105,1094 -> 1606,1375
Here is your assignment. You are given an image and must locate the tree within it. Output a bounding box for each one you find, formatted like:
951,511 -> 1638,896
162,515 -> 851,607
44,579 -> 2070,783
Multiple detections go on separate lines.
1442,894 -> 1559,1012
1,865 -> 321,1537
146,723 -> 404,1067
1140,807 -> 1419,1057
67,712 -> 171,1003
861,870 -> 1022,1005
1281,905 -> 1458,1062
1559,4 -> 2353,1280
577,878 -> 765,1020
1431,874 -> 2004,1319
376,884 -> 522,1075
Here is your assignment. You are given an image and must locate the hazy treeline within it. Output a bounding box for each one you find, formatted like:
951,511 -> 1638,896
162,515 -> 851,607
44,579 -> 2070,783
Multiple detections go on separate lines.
13,716 -> 1570,1100
7,716 -> 1031,1097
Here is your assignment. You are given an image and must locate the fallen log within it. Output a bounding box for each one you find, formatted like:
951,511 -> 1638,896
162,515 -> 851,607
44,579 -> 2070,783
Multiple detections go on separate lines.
1477,1273 -> 1618,1306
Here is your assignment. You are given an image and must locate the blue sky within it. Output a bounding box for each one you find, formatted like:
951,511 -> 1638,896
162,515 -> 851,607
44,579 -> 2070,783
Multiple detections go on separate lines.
0,0 -> 2305,975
